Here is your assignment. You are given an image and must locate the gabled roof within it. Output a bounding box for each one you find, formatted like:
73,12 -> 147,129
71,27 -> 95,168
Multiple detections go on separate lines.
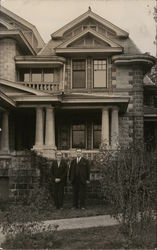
0,30 -> 36,55
56,28 -> 122,49
51,8 -> 128,38
0,5 -> 45,49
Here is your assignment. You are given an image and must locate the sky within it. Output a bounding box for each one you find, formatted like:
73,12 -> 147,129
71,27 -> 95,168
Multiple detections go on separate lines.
1,0 -> 156,57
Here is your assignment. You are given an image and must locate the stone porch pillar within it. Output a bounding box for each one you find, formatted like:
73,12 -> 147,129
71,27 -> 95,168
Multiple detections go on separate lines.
101,107 -> 109,146
1,112 -> 9,152
45,106 -> 56,149
34,107 -> 44,149
111,107 -> 119,149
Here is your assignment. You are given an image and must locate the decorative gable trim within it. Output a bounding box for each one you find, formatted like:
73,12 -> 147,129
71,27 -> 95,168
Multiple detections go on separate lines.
56,28 -> 122,49
0,18 -> 15,30
51,8 -> 128,38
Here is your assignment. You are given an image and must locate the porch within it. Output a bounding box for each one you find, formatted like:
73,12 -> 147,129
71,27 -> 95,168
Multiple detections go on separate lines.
0,107 -> 120,158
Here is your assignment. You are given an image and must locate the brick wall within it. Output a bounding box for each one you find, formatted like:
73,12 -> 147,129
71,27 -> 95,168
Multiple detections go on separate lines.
0,39 -> 16,82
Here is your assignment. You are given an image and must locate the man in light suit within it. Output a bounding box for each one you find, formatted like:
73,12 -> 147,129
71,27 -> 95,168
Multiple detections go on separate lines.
51,151 -> 67,209
69,149 -> 90,209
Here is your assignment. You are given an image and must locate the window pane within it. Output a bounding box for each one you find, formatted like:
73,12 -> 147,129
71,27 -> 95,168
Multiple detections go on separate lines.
32,69 -> 42,82
19,69 -> 30,82
73,71 -> 86,88
44,68 -> 54,82
72,124 -> 85,148
94,60 -> 107,88
72,60 -> 86,88
94,71 -> 106,87
93,124 -> 101,148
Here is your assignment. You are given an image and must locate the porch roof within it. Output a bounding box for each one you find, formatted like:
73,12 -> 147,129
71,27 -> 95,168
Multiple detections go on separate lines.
13,93 -> 129,113
0,90 -> 16,110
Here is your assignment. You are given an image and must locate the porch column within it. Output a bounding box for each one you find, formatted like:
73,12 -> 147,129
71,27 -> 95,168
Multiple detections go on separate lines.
1,112 -> 9,152
101,107 -> 109,146
34,107 -> 44,148
111,106 -> 119,149
45,106 -> 56,148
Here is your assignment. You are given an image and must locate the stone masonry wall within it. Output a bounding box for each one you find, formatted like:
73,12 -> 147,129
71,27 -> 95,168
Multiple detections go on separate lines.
0,39 -> 16,82
0,152 -> 39,201
112,64 -> 144,146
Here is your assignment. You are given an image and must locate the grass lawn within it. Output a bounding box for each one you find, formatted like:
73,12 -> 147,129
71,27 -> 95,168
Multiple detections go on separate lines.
2,223 -> 156,249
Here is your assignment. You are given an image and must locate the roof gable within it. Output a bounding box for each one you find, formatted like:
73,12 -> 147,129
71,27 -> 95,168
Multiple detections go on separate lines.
0,5 -> 44,50
51,8 -> 128,39
56,28 -> 122,49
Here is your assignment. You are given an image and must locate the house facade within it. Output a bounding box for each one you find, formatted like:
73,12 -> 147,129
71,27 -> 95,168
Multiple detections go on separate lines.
0,6 -> 156,199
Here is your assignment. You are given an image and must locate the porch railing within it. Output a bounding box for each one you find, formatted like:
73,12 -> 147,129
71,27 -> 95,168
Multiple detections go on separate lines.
19,82 -> 60,92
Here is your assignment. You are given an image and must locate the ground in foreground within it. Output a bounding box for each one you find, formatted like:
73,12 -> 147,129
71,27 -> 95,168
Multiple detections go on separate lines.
2,223 -> 156,249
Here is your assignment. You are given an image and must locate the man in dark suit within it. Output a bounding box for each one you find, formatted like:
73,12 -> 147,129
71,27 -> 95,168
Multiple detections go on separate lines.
51,151 -> 68,209
69,149 -> 90,209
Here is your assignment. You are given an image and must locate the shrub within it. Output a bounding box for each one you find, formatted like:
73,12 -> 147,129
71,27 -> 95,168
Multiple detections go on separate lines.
95,142 -> 157,245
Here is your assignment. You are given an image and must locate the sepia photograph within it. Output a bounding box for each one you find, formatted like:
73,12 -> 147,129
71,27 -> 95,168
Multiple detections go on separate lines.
0,0 -> 156,249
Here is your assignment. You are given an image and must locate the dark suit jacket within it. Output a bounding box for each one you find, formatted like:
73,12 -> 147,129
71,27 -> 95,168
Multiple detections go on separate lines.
51,159 -> 67,186
69,157 -> 90,185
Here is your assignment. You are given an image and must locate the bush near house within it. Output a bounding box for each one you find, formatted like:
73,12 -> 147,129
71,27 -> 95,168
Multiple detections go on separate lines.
95,142 -> 157,245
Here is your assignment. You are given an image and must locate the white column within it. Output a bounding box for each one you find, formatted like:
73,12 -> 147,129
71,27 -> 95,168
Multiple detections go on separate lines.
45,107 -> 56,148
1,112 -> 9,152
34,107 -> 44,148
111,106 -> 119,149
101,107 -> 109,146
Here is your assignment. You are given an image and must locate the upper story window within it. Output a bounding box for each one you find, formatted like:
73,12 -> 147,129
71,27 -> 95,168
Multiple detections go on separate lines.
32,69 -> 42,82
72,59 -> 86,88
43,68 -> 54,82
18,68 -> 54,82
19,69 -> 30,82
93,59 -> 107,88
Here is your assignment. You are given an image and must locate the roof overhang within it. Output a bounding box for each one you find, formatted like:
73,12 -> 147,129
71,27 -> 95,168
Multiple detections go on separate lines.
55,47 -> 122,55
112,54 -> 156,71
0,91 -> 16,109
0,30 -> 36,55
15,55 -> 65,68
13,93 -> 129,113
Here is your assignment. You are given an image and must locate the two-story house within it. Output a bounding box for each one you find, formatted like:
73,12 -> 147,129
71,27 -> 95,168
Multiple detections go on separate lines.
0,6 -> 156,199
